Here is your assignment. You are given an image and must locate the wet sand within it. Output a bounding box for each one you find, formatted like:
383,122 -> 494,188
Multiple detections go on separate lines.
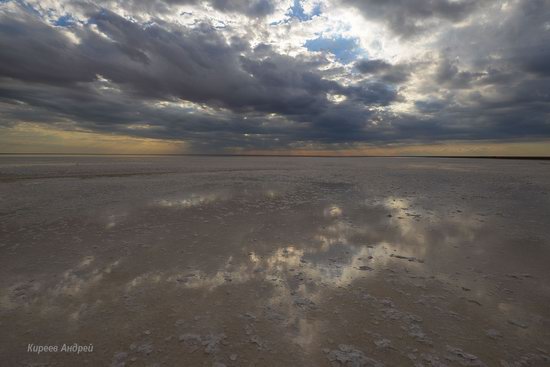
1,156 -> 549,366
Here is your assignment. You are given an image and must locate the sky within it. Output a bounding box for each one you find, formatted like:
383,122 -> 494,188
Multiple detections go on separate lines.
0,0 -> 549,155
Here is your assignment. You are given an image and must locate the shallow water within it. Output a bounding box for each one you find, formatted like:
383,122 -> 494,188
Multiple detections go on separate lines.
1,156 -> 549,366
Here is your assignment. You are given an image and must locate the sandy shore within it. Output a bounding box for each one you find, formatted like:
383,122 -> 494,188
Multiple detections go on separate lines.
1,156 -> 549,366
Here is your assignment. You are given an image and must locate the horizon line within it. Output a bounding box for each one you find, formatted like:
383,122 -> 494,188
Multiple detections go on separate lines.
1,153 -> 549,160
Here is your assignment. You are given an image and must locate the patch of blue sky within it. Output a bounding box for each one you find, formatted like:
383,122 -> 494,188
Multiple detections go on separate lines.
54,14 -> 76,27
305,36 -> 363,64
270,0 -> 321,25
288,0 -> 321,21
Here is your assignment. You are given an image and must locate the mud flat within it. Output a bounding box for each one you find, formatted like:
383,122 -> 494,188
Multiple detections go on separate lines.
1,155 -> 549,366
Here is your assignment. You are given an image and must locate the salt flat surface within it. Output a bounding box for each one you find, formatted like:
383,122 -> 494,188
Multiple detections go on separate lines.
1,156 -> 549,366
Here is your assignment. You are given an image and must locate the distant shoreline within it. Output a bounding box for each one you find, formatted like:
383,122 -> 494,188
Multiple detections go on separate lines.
1,153 -> 549,160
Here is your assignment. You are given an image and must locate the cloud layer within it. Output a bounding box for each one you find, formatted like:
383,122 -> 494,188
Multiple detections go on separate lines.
0,0 -> 549,153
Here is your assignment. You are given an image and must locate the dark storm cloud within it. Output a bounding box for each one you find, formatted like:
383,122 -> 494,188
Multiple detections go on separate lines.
355,59 -> 412,84
355,59 -> 391,74
340,0 -> 480,37
435,57 -> 483,89
0,76 -> 307,151
493,1 -> 550,78
77,0 -> 277,18
418,0 -> 550,140
0,12 -> 96,85
0,3 -> 399,150
0,6 -> 394,107
414,99 -> 447,114
209,0 -> 276,17
434,1 -> 550,78
1,0 -> 549,152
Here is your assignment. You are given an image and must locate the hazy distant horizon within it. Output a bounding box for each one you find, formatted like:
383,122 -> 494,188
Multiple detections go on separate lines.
1,152 -> 550,159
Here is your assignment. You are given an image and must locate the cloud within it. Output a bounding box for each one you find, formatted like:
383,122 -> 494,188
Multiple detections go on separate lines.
355,59 -> 412,84
339,0 -> 481,37
67,0 -> 282,18
0,0 -> 549,154
304,36 -> 361,64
